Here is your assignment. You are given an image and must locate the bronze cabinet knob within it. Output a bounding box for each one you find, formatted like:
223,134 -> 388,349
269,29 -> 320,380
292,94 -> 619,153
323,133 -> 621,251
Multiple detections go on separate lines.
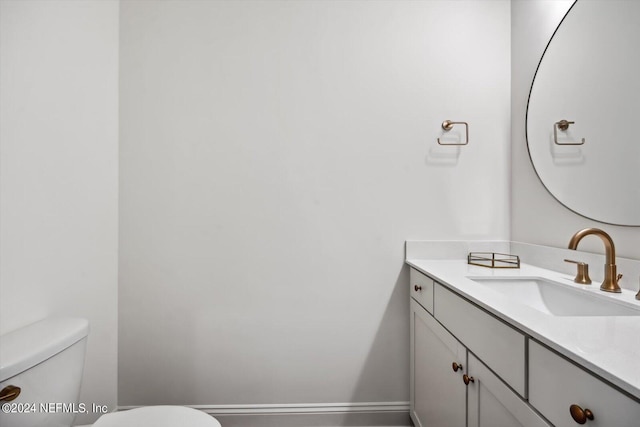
463,374 -> 474,385
569,404 -> 594,424
414,285 -> 422,292
452,362 -> 463,372
0,385 -> 21,402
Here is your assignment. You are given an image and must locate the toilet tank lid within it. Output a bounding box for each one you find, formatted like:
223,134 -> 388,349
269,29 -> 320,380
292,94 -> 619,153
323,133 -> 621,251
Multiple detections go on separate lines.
0,317 -> 89,382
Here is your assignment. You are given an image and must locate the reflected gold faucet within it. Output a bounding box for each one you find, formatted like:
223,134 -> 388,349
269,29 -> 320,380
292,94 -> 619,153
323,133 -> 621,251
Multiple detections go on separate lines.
568,228 -> 622,293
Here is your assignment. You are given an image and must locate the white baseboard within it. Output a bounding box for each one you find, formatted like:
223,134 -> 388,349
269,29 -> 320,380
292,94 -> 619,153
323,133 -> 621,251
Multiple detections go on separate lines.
118,402 -> 411,426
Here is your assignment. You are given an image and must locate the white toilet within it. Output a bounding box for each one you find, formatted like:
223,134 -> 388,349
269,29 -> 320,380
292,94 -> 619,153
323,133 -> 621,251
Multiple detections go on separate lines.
0,317 -> 221,427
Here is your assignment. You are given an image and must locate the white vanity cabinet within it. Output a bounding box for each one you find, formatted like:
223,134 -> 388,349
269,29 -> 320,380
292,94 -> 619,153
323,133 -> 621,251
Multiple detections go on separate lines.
434,283 -> 526,397
410,299 -> 466,427
410,268 -> 434,314
467,352 -> 550,427
409,268 -> 550,427
529,341 -> 640,427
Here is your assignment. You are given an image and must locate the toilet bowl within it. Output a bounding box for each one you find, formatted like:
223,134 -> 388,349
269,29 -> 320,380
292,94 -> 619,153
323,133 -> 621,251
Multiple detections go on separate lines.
89,405 -> 221,427
0,317 -> 221,427
74,406 -> 221,427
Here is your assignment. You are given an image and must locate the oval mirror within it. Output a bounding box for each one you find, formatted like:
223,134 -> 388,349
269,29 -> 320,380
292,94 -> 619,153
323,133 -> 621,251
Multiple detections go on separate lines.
527,0 -> 640,226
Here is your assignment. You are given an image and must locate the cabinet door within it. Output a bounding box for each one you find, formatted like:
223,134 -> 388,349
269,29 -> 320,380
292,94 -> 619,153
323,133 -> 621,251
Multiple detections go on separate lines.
467,352 -> 551,427
529,340 -> 640,427
435,284 -> 526,396
410,268 -> 434,314
410,299 -> 466,427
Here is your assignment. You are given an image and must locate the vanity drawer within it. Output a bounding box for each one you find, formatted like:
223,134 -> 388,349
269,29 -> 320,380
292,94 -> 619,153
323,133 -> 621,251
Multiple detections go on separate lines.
434,283 -> 526,396
529,341 -> 640,427
410,268 -> 434,314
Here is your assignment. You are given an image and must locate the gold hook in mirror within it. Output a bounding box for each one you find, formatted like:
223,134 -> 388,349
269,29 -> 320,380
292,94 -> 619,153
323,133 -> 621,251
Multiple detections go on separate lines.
554,120 -> 585,145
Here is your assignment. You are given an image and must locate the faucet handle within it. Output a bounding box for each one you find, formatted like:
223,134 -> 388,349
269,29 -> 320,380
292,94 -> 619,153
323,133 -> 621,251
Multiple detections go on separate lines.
564,259 -> 592,285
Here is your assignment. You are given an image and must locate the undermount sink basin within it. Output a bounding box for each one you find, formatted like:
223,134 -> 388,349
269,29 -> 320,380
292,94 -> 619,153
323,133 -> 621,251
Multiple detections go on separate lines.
468,277 -> 640,317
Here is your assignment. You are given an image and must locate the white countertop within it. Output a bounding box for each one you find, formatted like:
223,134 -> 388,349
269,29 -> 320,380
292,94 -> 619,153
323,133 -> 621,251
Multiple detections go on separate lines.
406,258 -> 640,399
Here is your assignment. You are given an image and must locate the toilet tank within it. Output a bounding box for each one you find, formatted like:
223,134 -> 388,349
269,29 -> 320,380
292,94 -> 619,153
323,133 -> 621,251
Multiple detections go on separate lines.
0,317 -> 89,427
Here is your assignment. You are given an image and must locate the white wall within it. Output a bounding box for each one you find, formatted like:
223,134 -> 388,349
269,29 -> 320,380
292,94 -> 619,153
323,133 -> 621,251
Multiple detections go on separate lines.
0,1 -> 119,424
511,0 -> 640,260
119,0 -> 510,414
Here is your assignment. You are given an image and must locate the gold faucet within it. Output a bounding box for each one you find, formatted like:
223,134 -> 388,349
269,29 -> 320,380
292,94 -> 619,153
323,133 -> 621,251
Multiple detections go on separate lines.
568,228 -> 622,293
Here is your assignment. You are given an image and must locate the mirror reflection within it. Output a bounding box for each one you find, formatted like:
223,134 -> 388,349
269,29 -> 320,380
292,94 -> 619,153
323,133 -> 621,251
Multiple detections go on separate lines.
527,0 -> 640,226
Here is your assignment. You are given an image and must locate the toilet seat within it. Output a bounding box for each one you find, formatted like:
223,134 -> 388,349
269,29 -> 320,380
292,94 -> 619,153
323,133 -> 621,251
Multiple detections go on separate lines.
92,406 -> 221,427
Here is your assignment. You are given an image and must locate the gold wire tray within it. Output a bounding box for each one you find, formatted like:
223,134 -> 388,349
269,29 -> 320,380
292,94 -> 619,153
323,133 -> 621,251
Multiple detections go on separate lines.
467,252 -> 520,269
